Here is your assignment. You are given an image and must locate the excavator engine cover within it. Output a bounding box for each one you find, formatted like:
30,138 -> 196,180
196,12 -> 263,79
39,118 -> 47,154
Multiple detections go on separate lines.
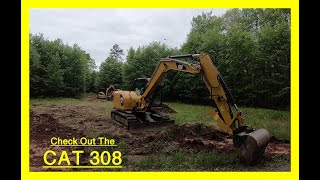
234,128 -> 270,165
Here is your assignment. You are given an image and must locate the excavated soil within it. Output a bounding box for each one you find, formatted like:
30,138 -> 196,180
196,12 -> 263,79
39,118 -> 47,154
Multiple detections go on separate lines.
30,101 -> 290,171
155,104 -> 177,113
30,111 -> 88,171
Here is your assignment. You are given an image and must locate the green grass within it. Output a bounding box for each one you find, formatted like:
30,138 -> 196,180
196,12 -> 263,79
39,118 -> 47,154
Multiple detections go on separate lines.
241,108 -> 290,140
167,103 -> 213,125
135,150 -> 239,171
167,102 -> 290,140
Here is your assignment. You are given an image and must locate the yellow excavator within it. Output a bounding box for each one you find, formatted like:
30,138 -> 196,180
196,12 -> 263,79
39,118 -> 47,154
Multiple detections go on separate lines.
98,85 -> 119,100
111,53 -> 270,164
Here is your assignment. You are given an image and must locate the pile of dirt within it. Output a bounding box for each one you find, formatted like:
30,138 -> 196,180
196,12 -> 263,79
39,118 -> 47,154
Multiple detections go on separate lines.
155,104 -> 177,113
118,123 -> 290,156
168,124 -> 227,141
118,124 -> 233,155
30,111 -> 87,171
30,111 -> 83,143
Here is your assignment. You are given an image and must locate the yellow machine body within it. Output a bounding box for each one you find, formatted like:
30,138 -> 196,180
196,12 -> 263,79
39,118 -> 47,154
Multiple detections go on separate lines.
113,91 -> 142,111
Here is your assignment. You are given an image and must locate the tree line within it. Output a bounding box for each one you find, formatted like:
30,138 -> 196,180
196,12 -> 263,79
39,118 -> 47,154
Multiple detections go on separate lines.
30,9 -> 290,109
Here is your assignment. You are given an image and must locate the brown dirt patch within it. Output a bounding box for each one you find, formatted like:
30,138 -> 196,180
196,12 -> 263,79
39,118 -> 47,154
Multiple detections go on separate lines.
30,111 -> 87,171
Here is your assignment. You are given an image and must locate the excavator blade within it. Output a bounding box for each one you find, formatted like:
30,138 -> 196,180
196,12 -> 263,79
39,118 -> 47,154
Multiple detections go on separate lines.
234,128 -> 270,165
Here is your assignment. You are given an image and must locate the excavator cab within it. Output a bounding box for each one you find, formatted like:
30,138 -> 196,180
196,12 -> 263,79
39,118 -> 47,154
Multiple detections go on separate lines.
134,78 -> 150,95
134,78 -> 163,107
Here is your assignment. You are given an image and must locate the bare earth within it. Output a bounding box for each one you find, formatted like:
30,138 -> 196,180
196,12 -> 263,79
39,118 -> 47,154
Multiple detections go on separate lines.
30,97 -> 290,171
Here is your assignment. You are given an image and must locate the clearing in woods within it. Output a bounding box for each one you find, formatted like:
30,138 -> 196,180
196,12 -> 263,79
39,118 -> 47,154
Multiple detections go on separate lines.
30,94 -> 290,171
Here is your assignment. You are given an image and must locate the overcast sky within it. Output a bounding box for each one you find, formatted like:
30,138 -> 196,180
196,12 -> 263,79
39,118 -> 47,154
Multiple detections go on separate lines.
30,8 -> 227,66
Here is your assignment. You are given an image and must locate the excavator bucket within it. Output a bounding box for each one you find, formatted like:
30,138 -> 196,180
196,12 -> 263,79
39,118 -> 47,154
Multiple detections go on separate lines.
234,128 -> 270,165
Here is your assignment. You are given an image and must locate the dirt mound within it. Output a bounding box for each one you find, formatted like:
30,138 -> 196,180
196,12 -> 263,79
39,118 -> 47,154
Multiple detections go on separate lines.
167,124 -> 235,153
120,123 -> 290,156
120,124 -> 234,155
30,111 -> 86,171
265,143 -> 290,155
155,104 -> 177,113
168,124 -> 227,141
30,111 -> 83,143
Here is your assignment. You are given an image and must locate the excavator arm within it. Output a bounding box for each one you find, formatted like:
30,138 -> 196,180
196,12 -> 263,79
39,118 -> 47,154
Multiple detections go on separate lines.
140,57 -> 201,110
198,53 -> 243,135
140,53 -> 243,135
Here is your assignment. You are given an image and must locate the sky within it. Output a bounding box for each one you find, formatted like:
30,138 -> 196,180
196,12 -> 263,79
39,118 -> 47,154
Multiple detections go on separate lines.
30,8 -> 227,66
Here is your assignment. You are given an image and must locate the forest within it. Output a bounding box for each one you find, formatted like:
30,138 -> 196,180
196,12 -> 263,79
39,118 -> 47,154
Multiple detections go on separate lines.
30,9 -> 290,109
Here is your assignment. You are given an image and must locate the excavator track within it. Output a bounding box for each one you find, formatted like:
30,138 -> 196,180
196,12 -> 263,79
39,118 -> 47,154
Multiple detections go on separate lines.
111,110 -> 174,132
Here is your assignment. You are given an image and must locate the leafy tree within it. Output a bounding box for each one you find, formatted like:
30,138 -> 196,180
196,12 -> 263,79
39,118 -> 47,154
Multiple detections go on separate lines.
30,33 -> 93,97
99,57 -> 123,89
86,70 -> 99,93
255,9 -> 290,108
109,44 -> 124,61
178,8 -> 290,109
30,42 -> 43,96
122,42 -> 179,90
